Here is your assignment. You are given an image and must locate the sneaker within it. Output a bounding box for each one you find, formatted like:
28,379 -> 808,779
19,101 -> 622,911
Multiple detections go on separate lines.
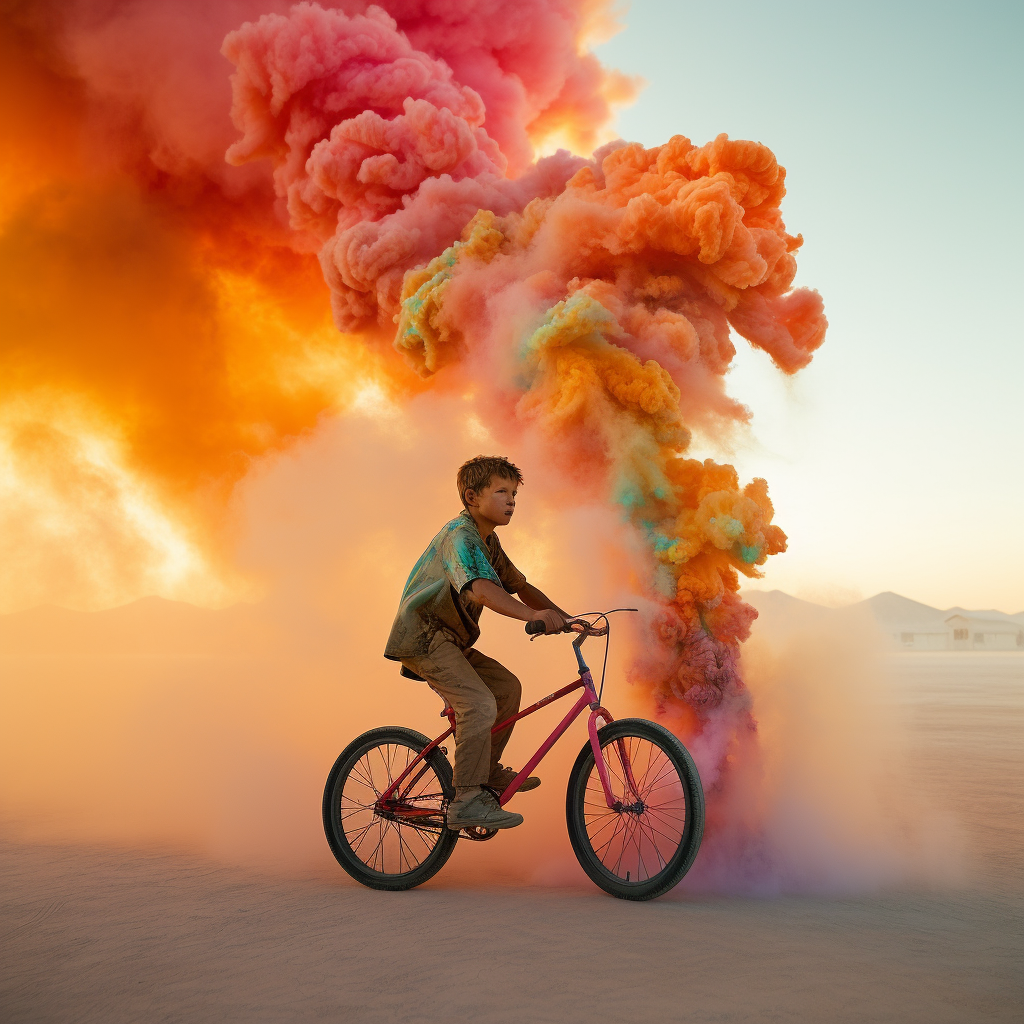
488,765 -> 541,793
446,788 -> 524,831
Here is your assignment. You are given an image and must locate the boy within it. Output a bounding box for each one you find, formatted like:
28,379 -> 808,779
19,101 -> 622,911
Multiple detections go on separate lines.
384,456 -> 571,831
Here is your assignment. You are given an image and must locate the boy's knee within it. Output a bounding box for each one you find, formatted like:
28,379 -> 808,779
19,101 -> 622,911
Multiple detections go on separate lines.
459,692 -> 497,734
505,674 -> 522,708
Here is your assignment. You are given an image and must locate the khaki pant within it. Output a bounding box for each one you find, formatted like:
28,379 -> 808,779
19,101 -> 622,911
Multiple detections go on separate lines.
402,633 -> 521,788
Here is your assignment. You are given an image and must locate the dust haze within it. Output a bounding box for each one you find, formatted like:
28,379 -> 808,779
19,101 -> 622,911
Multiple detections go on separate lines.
0,398 -> 969,893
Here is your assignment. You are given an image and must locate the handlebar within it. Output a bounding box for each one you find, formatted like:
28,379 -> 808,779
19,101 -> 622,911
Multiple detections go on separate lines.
524,608 -> 638,637
524,617 -> 599,637
523,609 -> 637,700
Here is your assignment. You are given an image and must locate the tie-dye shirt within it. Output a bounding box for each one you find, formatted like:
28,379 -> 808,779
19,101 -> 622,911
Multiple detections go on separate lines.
385,510 -> 527,661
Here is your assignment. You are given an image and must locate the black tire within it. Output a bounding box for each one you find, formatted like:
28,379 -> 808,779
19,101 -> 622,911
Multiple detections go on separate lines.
566,718 -> 704,901
322,726 -> 458,891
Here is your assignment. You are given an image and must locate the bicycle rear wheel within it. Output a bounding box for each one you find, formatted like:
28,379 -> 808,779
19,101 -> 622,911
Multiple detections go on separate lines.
322,726 -> 458,891
566,718 -> 704,901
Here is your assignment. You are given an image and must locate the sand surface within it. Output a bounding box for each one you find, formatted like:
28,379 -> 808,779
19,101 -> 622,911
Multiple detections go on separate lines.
1,839 -> 1020,1024
2,643 -> 1022,1022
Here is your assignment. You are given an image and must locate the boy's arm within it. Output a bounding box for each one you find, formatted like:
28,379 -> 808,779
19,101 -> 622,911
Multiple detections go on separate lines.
516,582 -> 571,620
468,579 -> 567,634
516,582 -> 607,637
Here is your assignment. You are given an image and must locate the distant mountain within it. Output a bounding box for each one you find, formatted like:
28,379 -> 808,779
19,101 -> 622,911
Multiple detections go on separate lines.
860,594 -> 1024,630
856,592 -> 948,629
1,591 -> 1019,658
740,590 -> 834,618
742,589 -> 1022,633
0,596 -> 271,658
944,606 -> 1024,627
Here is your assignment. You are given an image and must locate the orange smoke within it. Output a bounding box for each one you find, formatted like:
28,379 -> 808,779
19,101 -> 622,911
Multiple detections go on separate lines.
0,8 -> 340,607
0,0 -> 630,611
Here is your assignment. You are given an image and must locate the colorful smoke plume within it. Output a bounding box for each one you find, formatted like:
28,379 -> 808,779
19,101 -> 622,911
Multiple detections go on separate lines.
2,1 -> 828,879
221,2 -> 825,838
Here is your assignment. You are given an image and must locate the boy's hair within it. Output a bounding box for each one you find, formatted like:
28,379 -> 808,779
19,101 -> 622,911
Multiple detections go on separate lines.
457,455 -> 524,508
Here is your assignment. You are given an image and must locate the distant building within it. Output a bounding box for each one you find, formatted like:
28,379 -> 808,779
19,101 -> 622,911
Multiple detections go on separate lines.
945,614 -> 1023,651
890,625 -> 954,651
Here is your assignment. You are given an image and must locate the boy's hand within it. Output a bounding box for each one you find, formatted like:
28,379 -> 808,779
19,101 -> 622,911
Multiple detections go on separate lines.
567,619 -> 608,637
531,608 -> 568,635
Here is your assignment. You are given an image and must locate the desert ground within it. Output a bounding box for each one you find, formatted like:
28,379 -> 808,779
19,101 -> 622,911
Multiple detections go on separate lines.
1,838 -> 1019,1024
2,620 -> 1021,1022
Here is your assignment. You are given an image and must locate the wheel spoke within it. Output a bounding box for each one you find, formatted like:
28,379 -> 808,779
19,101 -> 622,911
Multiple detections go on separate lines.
347,817 -> 380,855
349,759 -> 376,793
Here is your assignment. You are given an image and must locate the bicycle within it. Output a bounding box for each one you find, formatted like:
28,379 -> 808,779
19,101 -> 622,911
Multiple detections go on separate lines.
321,610 -> 705,901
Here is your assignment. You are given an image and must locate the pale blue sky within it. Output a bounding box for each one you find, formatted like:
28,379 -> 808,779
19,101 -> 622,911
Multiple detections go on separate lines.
595,0 -> 1023,611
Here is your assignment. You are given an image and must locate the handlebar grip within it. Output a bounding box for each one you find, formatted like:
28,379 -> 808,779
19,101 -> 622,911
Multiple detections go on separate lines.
525,620 -> 546,635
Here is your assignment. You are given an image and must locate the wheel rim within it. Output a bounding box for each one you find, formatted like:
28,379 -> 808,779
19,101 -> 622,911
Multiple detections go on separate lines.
582,734 -> 689,885
338,741 -> 448,876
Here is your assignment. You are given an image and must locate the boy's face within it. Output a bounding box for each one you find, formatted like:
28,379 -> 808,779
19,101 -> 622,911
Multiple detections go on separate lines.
466,474 -> 518,526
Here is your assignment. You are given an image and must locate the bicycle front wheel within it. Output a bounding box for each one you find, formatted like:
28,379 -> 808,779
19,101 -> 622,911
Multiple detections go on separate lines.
566,718 -> 704,901
322,726 -> 458,891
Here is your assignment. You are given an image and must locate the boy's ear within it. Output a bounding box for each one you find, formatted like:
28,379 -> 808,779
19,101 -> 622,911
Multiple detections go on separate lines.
464,488 -> 478,508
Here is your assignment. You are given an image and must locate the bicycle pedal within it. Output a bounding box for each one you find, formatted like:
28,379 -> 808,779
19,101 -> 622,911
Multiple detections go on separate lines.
461,826 -> 498,842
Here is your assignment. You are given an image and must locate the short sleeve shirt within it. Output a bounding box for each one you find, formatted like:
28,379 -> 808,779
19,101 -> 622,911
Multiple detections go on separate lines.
384,511 -> 527,660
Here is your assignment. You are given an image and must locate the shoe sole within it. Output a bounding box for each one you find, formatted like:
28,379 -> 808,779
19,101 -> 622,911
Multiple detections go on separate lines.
446,814 -> 523,831
486,779 -> 541,795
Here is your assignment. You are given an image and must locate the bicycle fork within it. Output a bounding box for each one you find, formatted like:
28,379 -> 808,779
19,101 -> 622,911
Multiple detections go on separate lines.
583,675 -> 642,811
574,629 -> 641,812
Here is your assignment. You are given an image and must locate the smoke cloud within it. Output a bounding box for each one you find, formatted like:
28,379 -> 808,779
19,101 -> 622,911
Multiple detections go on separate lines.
5,1 -> 953,894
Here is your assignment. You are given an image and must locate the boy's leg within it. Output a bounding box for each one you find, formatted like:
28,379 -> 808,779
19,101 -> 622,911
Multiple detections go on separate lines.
401,636 -> 496,788
464,649 -> 521,778
402,637 -> 524,830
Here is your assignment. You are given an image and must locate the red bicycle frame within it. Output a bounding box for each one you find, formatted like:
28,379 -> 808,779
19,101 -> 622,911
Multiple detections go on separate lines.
377,633 -> 639,819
